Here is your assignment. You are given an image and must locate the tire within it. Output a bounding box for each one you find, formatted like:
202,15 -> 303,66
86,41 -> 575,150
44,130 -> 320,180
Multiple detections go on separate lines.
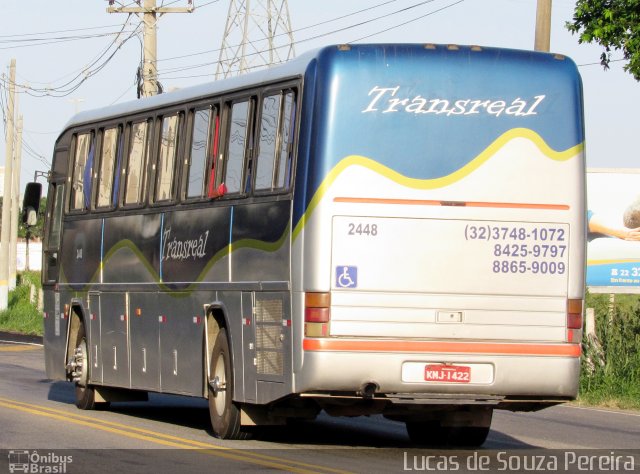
406,410 -> 491,448
72,324 -> 97,410
208,328 -> 251,439
446,426 -> 491,447
405,420 -> 448,446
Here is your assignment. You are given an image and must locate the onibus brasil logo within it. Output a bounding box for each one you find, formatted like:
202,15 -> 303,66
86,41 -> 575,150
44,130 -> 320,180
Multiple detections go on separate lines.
8,450 -> 72,474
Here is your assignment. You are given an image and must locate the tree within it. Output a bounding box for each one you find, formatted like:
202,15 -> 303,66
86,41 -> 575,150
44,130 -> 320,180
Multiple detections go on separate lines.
566,0 -> 640,81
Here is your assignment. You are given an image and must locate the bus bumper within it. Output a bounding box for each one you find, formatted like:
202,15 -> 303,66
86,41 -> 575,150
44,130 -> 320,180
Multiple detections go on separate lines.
297,339 -> 580,401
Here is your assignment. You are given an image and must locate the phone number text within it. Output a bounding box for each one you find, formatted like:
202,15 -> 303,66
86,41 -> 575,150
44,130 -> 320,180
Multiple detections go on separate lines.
465,225 -> 565,242
493,260 -> 566,274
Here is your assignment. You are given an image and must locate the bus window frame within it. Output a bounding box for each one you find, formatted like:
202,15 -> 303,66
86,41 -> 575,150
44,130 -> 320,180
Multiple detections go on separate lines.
120,117 -> 153,210
275,88 -> 298,192
46,181 -> 66,251
181,102 -> 219,203
150,110 -> 185,207
252,84 -> 298,196
67,129 -> 95,216
43,179 -> 66,286
93,123 -> 123,213
219,95 -> 256,199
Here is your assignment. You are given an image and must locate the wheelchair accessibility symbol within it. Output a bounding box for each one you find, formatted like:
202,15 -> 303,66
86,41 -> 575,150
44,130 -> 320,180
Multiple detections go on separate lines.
336,266 -> 358,288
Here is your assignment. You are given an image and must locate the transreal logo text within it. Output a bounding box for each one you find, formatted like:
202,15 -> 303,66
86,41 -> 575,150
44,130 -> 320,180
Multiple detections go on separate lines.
362,86 -> 545,117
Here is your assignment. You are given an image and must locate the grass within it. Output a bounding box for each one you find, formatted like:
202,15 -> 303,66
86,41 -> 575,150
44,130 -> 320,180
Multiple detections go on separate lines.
578,292 -> 640,410
0,271 -> 43,336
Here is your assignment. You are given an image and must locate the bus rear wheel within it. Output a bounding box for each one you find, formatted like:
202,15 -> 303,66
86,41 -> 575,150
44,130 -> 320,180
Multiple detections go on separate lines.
405,408 -> 492,447
208,328 -> 251,439
406,422 -> 490,447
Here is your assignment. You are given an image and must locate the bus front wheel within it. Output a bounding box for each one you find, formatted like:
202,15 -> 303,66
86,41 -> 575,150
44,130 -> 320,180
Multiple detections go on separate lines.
69,323 -> 102,410
208,327 -> 251,439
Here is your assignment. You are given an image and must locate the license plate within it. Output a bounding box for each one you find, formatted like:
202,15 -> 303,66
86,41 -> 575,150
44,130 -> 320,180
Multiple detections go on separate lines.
424,364 -> 471,383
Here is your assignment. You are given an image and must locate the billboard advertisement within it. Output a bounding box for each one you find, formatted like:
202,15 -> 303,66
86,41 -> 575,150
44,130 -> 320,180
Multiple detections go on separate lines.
587,169 -> 640,292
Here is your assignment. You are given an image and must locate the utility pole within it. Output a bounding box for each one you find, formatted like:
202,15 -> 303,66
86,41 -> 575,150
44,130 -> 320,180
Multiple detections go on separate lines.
9,115 -> 23,289
216,0 -> 295,79
0,59 -> 16,310
534,0 -> 552,52
107,0 -> 193,97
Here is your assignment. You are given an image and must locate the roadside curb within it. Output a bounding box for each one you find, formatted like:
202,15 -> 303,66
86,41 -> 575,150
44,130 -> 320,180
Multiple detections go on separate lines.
0,331 -> 43,345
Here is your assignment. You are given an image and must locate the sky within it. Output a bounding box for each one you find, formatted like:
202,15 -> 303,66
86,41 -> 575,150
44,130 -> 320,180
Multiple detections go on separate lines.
2,0 -> 640,193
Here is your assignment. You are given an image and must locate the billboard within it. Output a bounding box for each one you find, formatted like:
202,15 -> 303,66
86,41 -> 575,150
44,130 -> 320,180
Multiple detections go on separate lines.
587,169 -> 640,292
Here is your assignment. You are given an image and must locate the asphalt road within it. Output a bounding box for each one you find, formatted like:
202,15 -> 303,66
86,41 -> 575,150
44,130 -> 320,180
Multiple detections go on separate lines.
1,337 -> 638,474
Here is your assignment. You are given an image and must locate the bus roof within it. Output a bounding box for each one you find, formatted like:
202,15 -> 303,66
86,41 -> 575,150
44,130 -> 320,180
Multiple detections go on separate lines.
62,46 -> 319,132
61,43 -> 574,135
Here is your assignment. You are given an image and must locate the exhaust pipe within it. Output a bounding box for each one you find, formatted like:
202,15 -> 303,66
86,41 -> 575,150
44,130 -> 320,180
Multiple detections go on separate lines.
358,382 -> 379,399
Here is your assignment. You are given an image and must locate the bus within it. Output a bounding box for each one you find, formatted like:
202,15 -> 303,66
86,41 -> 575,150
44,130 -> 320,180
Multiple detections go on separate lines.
28,43 -> 585,446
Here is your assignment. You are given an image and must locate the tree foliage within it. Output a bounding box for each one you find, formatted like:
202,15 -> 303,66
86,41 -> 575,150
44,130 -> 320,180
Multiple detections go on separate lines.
566,0 -> 640,80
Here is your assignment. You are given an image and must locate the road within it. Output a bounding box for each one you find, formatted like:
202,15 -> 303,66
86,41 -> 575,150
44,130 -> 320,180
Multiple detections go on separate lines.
1,339 -> 639,474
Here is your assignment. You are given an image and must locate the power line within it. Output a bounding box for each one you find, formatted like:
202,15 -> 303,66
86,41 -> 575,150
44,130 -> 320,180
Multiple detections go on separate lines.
290,0 -> 442,47
194,0 -> 222,9
348,0 -> 464,43
0,29 -> 138,51
157,0 -> 405,64
16,18 -> 139,87
158,0 -> 460,80
0,20 -> 142,98
578,58 -> 626,68
0,23 -> 128,39
2,1 -> 459,91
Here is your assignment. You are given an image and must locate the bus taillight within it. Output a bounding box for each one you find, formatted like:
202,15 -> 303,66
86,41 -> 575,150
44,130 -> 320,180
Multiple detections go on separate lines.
566,299 -> 583,343
305,292 -> 331,337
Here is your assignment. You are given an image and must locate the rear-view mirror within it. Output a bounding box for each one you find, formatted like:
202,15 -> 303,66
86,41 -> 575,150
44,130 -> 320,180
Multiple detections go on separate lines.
22,182 -> 42,227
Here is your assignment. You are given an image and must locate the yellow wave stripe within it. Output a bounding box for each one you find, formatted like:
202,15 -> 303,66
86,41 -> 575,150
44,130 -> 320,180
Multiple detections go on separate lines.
292,128 -> 583,241
59,225 -> 290,295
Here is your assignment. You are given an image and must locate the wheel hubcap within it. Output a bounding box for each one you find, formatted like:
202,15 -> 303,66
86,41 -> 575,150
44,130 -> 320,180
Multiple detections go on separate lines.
67,338 -> 88,387
211,355 -> 227,414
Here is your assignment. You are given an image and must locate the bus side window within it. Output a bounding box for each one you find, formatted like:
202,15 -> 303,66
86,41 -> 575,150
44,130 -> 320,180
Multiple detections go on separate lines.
155,113 -> 180,202
124,121 -> 149,205
69,132 -> 94,211
44,182 -> 65,283
48,183 -> 65,251
96,126 -> 120,209
224,100 -> 251,195
255,93 -> 281,191
275,90 -> 296,190
186,107 -> 213,199
208,112 -> 222,198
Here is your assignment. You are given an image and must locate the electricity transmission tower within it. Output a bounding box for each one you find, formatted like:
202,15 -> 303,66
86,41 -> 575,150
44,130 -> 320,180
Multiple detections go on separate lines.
216,0 -> 295,79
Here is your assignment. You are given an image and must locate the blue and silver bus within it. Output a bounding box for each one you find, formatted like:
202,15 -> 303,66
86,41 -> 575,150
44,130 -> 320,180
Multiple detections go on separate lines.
31,43 -> 585,446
